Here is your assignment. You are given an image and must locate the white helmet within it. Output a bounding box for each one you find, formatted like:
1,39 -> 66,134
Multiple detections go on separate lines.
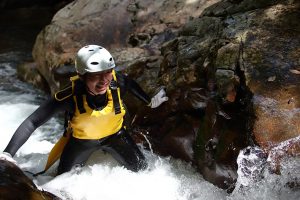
75,45 -> 115,75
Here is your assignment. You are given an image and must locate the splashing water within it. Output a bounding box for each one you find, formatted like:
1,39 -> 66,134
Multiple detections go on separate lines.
36,152 -> 227,200
138,131 -> 154,153
230,151 -> 300,200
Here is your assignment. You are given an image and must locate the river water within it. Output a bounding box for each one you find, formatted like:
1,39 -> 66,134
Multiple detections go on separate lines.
0,7 -> 299,200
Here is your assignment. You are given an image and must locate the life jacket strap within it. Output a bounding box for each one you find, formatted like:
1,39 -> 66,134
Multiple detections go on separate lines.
73,80 -> 86,114
75,94 -> 86,114
110,80 -> 121,114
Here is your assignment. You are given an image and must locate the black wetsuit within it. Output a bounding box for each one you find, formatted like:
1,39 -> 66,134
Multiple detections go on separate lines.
4,72 -> 150,174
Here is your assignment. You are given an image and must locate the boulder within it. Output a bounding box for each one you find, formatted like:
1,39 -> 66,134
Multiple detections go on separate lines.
0,160 -> 60,199
30,0 -> 220,93
219,2 -> 300,151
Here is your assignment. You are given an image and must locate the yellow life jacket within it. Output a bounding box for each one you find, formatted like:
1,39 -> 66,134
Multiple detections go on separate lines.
69,71 -> 126,139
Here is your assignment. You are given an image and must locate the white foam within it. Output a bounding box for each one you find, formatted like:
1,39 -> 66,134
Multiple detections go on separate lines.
39,152 -> 226,200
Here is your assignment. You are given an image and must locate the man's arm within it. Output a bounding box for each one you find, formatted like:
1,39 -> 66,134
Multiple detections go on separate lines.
116,72 -> 151,104
116,72 -> 168,108
4,96 -> 72,156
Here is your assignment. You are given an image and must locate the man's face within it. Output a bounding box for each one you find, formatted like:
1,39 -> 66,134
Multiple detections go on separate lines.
84,69 -> 113,95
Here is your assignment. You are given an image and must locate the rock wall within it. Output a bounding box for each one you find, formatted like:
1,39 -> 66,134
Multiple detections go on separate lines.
0,160 -> 60,199
31,0 -> 219,93
208,0 -> 300,151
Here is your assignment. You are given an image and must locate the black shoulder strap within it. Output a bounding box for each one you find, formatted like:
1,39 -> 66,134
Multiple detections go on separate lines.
110,79 -> 121,115
73,79 -> 86,114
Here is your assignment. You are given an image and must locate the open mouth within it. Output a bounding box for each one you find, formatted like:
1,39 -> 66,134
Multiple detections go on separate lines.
95,82 -> 109,92
97,82 -> 108,88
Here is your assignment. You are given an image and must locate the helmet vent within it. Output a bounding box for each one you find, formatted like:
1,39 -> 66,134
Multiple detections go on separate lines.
109,57 -> 112,61
90,62 -> 99,65
99,47 -> 103,49
89,49 -> 94,51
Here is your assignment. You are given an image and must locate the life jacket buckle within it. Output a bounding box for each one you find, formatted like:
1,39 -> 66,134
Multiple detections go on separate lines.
110,80 -> 118,90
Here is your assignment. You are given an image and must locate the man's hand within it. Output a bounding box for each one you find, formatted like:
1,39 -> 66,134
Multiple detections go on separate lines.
150,87 -> 168,108
0,152 -> 17,165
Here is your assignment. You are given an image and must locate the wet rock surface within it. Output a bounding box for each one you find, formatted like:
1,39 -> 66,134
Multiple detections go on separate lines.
0,160 -> 60,199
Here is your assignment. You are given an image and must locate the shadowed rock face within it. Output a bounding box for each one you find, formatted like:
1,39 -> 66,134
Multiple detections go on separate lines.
0,0 -> 72,9
0,160 -> 60,200
128,0 -> 300,190
131,84 -> 252,190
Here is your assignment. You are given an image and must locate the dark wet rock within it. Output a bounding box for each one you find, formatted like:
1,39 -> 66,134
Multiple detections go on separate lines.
215,43 -> 240,71
194,94 -> 252,189
131,87 -> 208,153
215,69 -> 240,102
179,16 -> 223,38
17,62 -> 51,93
0,0 -> 72,9
0,160 -> 60,199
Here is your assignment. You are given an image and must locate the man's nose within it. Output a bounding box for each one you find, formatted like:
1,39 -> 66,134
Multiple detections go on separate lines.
97,76 -> 108,83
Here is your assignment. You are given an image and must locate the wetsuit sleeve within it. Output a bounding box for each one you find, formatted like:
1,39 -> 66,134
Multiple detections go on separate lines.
3,96 -> 73,157
116,72 -> 151,104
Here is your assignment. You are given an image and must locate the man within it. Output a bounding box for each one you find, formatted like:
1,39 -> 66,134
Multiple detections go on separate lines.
0,45 -> 168,175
